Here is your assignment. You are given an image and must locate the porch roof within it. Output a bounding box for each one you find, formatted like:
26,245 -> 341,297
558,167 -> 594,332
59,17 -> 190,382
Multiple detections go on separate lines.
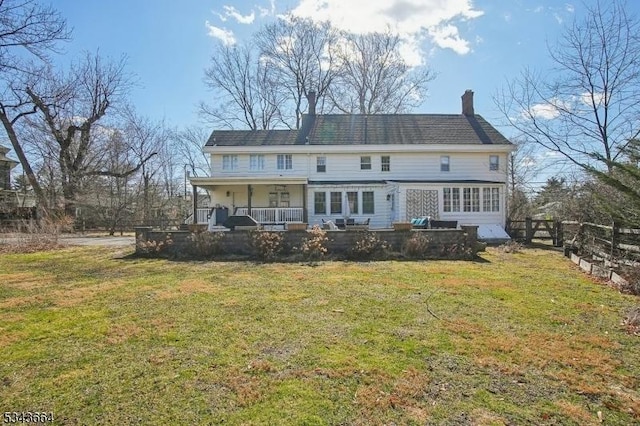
189,176 -> 308,189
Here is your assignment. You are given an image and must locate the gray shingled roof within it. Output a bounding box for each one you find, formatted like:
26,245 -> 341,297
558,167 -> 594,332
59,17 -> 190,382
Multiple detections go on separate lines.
205,114 -> 511,147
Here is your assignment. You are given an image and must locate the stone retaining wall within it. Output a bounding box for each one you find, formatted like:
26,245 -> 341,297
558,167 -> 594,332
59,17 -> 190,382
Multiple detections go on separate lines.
135,226 -> 480,260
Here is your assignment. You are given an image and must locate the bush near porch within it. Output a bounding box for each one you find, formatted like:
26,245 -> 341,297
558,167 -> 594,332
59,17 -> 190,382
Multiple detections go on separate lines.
134,226 -> 481,261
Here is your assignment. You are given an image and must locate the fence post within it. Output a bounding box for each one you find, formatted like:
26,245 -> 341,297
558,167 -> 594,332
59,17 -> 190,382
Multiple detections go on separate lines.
611,221 -> 619,260
554,220 -> 563,247
525,217 -> 533,244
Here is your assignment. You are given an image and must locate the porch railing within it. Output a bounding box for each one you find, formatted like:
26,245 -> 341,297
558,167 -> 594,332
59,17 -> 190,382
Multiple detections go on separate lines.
235,207 -> 304,224
195,208 -> 210,224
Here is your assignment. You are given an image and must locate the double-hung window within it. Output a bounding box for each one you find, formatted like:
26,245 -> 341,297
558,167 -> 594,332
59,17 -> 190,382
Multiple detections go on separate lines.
483,188 -> 500,212
347,192 -> 358,214
489,155 -> 499,171
463,188 -> 480,212
362,191 -> 375,214
277,154 -> 292,170
381,156 -> 390,172
314,192 -> 326,215
250,154 -> 264,171
317,156 -> 326,173
440,155 -> 450,172
330,192 -> 342,214
360,156 -> 372,170
222,155 -> 238,171
443,188 -> 461,212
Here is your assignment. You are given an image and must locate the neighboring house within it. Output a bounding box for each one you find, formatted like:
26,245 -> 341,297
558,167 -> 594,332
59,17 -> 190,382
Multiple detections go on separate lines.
0,145 -> 19,210
190,91 -> 514,230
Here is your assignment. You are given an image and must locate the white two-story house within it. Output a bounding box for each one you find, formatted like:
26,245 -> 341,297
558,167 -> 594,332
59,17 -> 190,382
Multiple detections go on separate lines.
190,90 -> 514,230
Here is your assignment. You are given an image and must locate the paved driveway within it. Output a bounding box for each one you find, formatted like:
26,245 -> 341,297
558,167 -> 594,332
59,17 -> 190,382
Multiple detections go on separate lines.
58,235 -> 135,246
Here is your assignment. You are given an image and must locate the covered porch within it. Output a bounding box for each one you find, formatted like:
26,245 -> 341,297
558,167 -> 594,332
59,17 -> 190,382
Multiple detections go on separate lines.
189,176 -> 308,226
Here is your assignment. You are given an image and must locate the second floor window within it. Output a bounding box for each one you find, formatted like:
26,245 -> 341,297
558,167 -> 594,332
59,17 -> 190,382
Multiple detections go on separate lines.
360,156 -> 371,170
222,155 -> 238,171
381,156 -> 390,172
277,154 -> 292,170
317,156 -> 326,173
250,154 -> 265,171
489,155 -> 499,171
440,155 -> 450,172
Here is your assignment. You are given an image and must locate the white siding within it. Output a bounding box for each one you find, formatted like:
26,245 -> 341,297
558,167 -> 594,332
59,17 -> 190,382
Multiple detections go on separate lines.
203,145 -> 511,228
210,151 -> 508,183
309,152 -> 507,182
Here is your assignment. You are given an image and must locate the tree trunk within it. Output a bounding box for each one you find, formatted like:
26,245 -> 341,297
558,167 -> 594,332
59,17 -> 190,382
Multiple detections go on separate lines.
0,111 -> 49,216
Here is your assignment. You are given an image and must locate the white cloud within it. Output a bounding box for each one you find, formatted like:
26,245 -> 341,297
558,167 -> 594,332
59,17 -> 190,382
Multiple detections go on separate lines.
566,3 -> 575,13
205,22 -> 236,46
223,5 -> 255,24
527,103 -> 561,120
581,91 -> 604,107
428,25 -> 471,55
553,13 -> 563,24
258,0 -> 276,17
289,0 -> 484,61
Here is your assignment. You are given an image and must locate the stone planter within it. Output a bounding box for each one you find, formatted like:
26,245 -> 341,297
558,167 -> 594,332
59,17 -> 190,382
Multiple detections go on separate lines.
188,224 -> 207,233
286,223 -> 308,231
393,222 -> 413,231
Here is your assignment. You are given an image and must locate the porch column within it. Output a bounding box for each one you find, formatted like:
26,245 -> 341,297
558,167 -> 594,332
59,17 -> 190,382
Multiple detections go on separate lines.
192,184 -> 198,224
302,184 -> 308,223
247,184 -> 253,215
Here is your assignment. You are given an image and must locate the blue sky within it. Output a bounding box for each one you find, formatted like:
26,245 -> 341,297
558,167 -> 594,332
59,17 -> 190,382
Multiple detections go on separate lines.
52,0 -> 637,139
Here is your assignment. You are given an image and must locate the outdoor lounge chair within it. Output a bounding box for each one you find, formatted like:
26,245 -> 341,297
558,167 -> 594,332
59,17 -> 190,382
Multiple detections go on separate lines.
411,217 -> 430,229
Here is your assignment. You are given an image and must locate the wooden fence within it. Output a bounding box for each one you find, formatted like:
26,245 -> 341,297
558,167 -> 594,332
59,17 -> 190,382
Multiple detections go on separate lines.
562,221 -> 640,264
507,218 -> 640,263
506,218 -> 564,246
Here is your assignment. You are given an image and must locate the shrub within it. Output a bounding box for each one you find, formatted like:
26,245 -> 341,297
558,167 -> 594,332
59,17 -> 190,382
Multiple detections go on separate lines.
0,214 -> 73,254
619,267 -> 640,296
299,225 -> 329,262
622,306 -> 640,335
499,240 -> 523,254
402,232 -> 432,259
347,232 -> 390,261
136,234 -> 174,257
439,242 -> 475,260
249,230 -> 284,262
188,231 -> 225,259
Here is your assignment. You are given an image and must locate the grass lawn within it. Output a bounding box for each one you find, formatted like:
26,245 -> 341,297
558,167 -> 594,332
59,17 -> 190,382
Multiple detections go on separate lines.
0,245 -> 638,425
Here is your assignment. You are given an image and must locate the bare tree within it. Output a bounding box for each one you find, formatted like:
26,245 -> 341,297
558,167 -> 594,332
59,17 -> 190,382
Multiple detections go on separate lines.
256,16 -> 338,128
25,52 -> 155,216
0,0 -> 69,70
496,0 -> 640,174
121,106 -> 169,223
171,125 -> 210,178
201,43 -> 284,130
0,0 -> 70,211
329,31 -> 434,114
507,139 -> 539,220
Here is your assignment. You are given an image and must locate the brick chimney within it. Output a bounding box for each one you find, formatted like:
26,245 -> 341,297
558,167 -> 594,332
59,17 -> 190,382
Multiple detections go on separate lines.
461,90 -> 474,116
307,91 -> 316,116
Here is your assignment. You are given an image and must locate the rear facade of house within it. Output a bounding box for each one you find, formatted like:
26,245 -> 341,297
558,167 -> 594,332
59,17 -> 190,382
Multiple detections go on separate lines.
191,91 -> 514,230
